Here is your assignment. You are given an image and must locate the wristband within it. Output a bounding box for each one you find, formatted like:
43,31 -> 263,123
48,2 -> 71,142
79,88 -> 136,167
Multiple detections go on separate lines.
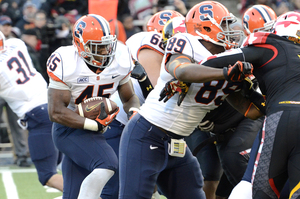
83,118 -> 99,131
129,107 -> 140,112
249,91 -> 266,115
139,75 -> 147,82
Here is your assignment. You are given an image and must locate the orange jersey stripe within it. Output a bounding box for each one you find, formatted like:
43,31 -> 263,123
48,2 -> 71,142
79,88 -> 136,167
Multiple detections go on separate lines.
47,71 -> 68,86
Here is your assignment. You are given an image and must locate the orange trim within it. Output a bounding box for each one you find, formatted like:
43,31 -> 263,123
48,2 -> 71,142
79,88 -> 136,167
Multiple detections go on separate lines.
121,72 -> 131,81
164,54 -> 172,72
173,62 -> 190,79
47,71 -> 68,86
269,178 -> 280,198
174,55 -> 192,62
165,55 -> 191,73
244,103 -> 253,117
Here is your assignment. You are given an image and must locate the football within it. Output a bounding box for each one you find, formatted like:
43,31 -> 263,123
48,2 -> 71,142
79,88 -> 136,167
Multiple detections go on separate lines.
74,97 -> 118,120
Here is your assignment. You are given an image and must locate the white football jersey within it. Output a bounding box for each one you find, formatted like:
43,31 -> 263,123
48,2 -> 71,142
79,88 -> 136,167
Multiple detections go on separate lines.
126,31 -> 165,61
139,33 -> 241,136
47,41 -> 134,110
0,38 -> 48,118
110,32 -> 165,125
110,78 -> 144,125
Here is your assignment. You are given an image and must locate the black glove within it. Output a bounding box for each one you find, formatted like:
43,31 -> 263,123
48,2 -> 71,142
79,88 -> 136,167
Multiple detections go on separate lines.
159,78 -> 191,106
240,77 -> 266,115
241,77 -> 255,98
223,61 -> 253,82
131,60 -> 147,82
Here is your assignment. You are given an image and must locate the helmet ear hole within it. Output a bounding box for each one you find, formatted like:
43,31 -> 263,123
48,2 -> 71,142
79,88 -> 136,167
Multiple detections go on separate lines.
192,11 -> 196,19
204,27 -> 211,32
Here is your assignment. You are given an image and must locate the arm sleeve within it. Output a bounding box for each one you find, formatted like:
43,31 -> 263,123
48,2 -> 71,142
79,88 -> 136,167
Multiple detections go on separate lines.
119,75 -> 130,85
48,78 -> 70,90
202,46 -> 267,69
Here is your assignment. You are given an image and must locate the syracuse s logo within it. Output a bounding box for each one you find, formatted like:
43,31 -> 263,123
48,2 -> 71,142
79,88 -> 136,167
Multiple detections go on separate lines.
74,21 -> 86,40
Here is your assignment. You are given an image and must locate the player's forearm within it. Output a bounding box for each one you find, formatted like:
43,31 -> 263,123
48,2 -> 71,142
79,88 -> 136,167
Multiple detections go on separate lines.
226,91 -> 264,120
49,107 -> 86,129
48,88 -> 86,129
168,60 -> 225,83
122,94 -> 140,114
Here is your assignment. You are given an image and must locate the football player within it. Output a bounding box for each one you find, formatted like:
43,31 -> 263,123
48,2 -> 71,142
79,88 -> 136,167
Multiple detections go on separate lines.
47,14 -> 140,199
185,4 -> 277,199
242,4 -> 277,36
0,31 -> 63,191
171,11 -> 300,199
103,12 -> 185,199
118,1 -> 262,199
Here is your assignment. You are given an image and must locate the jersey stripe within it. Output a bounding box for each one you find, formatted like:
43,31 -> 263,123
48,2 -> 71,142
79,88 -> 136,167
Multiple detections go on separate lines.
47,71 -> 68,86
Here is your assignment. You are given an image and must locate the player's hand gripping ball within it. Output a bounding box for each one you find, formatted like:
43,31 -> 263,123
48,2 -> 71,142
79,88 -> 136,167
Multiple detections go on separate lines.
74,97 -> 118,120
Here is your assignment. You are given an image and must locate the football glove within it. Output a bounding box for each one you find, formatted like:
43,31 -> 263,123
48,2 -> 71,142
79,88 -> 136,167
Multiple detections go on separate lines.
131,60 -> 147,82
240,77 -> 266,115
197,120 -> 214,132
95,103 -> 120,133
223,61 -> 253,82
241,77 -> 255,98
159,78 -> 191,106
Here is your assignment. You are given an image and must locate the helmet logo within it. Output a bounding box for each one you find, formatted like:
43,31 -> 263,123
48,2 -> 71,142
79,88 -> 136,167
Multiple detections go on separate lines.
158,12 -> 172,26
243,14 -> 250,29
74,21 -> 86,39
174,21 -> 186,33
199,5 -> 213,21
276,13 -> 300,28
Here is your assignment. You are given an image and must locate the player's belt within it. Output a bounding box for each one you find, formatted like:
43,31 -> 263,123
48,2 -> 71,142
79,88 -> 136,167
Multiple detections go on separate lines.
153,124 -> 184,140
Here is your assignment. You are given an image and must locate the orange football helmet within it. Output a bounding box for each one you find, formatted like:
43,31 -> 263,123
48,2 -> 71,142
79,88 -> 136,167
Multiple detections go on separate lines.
243,5 -> 277,36
146,10 -> 184,33
72,14 -> 117,69
0,31 -> 5,52
185,1 -> 242,49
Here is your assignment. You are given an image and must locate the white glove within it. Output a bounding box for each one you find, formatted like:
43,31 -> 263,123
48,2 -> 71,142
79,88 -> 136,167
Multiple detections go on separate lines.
228,180 -> 252,199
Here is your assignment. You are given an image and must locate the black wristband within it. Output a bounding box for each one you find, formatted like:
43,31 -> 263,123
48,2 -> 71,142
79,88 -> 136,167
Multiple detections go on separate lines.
138,76 -> 154,98
249,91 -> 266,115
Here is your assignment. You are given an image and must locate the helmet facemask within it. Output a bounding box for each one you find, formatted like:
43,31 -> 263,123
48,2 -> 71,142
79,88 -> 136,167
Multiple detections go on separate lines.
79,34 -> 117,69
216,15 -> 244,49
252,20 -> 275,34
195,14 -> 244,49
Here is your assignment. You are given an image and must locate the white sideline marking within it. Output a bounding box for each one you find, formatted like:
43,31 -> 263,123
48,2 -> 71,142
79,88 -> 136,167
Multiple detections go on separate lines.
44,185 -> 60,193
0,168 -> 36,173
2,171 -> 19,199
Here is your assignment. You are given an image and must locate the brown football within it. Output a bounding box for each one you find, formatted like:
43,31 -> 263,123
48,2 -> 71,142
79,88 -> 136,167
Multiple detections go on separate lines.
74,97 -> 118,120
